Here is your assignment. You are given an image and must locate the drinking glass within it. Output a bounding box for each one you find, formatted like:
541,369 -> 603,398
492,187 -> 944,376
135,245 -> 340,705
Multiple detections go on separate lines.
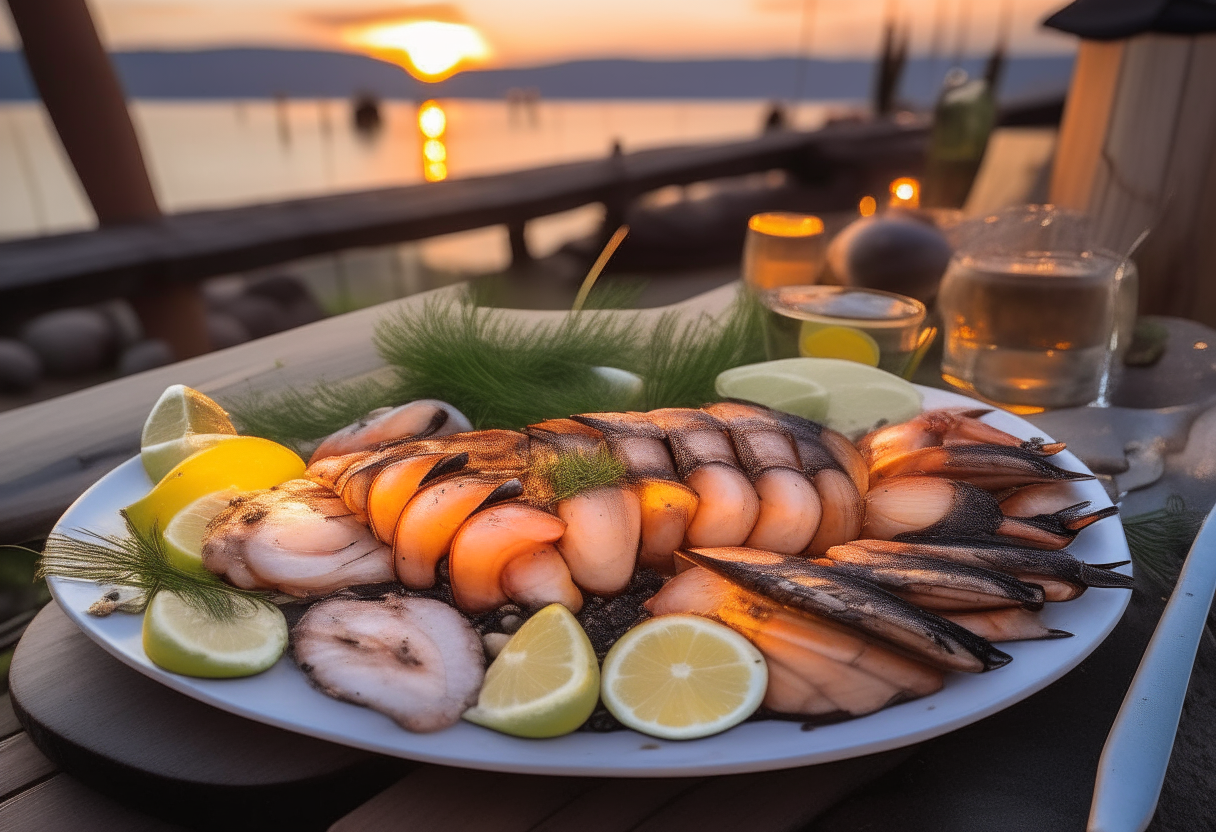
742,212 -> 826,290
761,285 -> 927,374
937,205 -> 1132,411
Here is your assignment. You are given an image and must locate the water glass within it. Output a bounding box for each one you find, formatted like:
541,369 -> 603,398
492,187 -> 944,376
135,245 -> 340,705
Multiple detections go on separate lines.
937,206 -> 1132,410
742,212 -> 826,290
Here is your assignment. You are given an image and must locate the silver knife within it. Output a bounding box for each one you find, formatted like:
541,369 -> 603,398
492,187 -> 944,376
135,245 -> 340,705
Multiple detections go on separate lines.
1088,504 -> 1216,832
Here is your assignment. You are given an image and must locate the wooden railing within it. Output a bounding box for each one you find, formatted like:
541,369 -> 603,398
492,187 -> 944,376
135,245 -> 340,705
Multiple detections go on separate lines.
0,119 -> 930,318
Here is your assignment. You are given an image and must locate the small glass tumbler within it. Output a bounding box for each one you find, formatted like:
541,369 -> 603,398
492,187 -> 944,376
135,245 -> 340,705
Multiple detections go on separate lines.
761,285 -> 927,374
937,205 -> 1132,411
742,212 -> 826,290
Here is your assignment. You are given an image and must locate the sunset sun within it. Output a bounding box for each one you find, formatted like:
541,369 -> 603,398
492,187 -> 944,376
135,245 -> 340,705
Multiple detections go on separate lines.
345,20 -> 489,81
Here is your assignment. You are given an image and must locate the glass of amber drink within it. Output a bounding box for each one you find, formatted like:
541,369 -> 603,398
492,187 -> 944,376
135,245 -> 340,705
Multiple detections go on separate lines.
937,206 -> 1132,411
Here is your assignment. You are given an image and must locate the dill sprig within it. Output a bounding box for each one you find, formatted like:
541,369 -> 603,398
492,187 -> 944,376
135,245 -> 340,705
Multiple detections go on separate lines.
1122,495 -> 1204,590
225,287 -> 767,441
542,449 -> 627,502
374,296 -> 646,429
39,512 -> 273,620
225,376 -> 402,453
640,291 -> 767,409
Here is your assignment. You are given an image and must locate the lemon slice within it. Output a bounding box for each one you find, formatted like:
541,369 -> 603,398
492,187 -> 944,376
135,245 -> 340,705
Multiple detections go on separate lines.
798,323 -> 881,367
141,385 -> 239,483
463,604 -> 600,738
714,371 -> 830,422
125,436 -> 305,542
142,590 -> 287,678
162,488 -> 240,573
600,614 -> 767,740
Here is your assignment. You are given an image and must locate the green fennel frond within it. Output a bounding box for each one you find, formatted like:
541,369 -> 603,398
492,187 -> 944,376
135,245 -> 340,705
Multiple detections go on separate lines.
1122,495 -> 1204,590
39,512 -> 273,620
542,448 -> 628,503
226,376 -> 402,450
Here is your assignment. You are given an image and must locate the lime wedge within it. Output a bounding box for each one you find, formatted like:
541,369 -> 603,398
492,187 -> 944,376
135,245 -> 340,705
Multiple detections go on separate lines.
715,358 -> 922,438
162,488 -> 240,573
141,385 -> 238,483
600,614 -> 767,740
715,370 -> 830,421
463,604 -> 600,738
142,590 -> 287,678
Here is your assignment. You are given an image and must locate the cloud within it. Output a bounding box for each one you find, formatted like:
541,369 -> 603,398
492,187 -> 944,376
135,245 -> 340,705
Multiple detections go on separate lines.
307,4 -> 466,28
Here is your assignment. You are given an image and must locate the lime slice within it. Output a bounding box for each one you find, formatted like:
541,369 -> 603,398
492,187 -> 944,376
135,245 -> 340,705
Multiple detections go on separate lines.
600,614 -> 767,740
162,488 -> 240,573
125,436 -> 305,543
142,590 -> 287,678
141,385 -> 238,483
798,323 -> 881,367
715,358 -> 922,438
463,604 -> 600,738
715,370 -> 830,421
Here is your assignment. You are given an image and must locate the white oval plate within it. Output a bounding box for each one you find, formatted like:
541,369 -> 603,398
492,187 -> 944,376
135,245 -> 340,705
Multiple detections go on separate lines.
46,387 -> 1131,777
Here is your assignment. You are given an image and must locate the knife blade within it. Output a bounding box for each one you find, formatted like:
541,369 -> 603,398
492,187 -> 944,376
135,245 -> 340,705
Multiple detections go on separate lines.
1088,504 -> 1216,832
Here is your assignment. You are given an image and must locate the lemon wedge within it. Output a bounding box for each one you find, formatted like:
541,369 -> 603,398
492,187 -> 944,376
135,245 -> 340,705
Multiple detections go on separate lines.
162,488 -> 240,573
140,385 -> 239,484
600,614 -> 767,740
463,604 -> 600,738
125,436 -> 305,542
142,590 -> 287,678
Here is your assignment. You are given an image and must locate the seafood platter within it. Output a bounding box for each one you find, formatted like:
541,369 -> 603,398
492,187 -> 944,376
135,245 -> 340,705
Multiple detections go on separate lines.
43,369 -> 1132,776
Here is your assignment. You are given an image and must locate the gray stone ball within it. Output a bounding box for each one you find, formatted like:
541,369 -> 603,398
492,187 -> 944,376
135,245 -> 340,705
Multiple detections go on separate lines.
20,308 -> 116,376
827,216 -> 953,304
206,313 -> 252,350
0,339 -> 43,392
118,339 -> 175,376
224,294 -> 288,339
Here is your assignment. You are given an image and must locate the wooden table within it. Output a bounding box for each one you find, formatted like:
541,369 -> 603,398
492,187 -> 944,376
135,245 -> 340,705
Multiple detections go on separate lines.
4,284 -> 1216,831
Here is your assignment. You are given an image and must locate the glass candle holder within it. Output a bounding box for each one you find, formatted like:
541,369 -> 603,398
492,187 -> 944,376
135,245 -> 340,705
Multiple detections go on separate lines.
742,212 -> 826,290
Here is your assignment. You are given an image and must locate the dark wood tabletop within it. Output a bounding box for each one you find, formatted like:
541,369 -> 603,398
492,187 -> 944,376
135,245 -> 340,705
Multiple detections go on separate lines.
4,286 -> 1216,832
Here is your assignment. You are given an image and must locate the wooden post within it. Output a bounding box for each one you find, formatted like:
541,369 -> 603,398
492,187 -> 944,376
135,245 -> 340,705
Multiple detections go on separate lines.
1049,35 -> 1216,326
6,0 -> 211,357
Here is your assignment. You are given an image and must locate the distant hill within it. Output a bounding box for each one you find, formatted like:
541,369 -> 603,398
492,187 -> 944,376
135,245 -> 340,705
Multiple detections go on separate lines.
0,48 -> 1073,106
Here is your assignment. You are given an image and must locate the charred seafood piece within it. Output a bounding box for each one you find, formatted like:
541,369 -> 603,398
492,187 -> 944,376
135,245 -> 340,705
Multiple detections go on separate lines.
569,411 -> 700,574
942,608 -> 1073,642
857,407 -> 1064,468
703,401 -> 821,556
641,408 -> 761,547
868,444 -> 1093,490
203,479 -> 393,598
647,567 -> 944,719
678,546 -> 1011,673
292,595 -> 484,732
863,475 -> 1115,550
816,548 -> 1046,611
309,400 -> 471,464
830,538 -> 1132,602
448,502 -> 579,614
393,474 -> 524,588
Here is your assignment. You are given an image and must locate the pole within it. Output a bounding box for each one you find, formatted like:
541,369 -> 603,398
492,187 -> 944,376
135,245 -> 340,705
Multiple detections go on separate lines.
6,0 -> 211,358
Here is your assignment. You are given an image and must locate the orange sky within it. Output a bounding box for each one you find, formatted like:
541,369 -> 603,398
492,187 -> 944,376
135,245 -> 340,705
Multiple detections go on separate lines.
0,0 -> 1077,64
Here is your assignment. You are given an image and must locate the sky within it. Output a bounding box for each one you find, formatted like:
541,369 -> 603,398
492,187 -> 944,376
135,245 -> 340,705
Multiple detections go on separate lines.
0,0 -> 1077,66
